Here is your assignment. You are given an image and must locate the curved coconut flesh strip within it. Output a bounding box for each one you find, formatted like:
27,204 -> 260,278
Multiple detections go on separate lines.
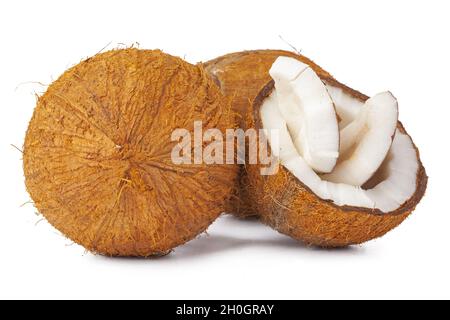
260,91 -> 417,213
325,83 -> 363,129
365,132 -> 419,212
269,57 -> 339,173
322,92 -> 399,186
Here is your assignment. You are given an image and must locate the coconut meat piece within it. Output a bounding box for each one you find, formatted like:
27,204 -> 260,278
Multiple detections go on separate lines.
261,94 -> 418,212
261,95 -> 372,208
261,59 -> 419,213
322,91 -> 399,186
324,83 -> 363,129
269,57 -> 339,173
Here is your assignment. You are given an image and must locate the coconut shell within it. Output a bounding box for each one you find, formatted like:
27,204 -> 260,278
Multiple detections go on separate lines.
246,81 -> 427,247
23,49 -> 238,256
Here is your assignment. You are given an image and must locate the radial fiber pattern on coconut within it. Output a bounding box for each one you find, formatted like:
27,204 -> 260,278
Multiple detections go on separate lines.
23,49 -> 238,256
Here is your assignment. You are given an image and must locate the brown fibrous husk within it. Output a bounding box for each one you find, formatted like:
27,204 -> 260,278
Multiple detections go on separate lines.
23,48 -> 238,256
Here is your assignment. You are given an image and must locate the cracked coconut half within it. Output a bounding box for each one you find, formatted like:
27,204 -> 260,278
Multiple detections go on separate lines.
248,58 -> 427,247
205,50 -> 427,246
23,49 -> 238,257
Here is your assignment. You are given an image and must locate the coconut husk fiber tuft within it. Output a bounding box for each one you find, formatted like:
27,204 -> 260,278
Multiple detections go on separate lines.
23,48 -> 238,256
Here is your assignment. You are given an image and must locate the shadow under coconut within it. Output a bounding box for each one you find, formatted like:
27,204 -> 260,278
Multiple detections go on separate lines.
170,233 -> 363,262
96,215 -> 364,262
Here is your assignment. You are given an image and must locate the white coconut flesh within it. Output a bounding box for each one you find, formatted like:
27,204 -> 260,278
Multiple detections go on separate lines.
322,91 -> 399,186
261,58 -> 419,213
269,57 -> 339,173
324,83 -> 364,129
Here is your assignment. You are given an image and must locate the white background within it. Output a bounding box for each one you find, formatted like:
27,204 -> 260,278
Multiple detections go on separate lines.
0,0 -> 449,300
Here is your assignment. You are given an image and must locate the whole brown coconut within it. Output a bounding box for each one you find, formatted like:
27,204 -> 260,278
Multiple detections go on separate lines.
24,49 -> 238,256
246,81 -> 427,247
203,50 -> 348,217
